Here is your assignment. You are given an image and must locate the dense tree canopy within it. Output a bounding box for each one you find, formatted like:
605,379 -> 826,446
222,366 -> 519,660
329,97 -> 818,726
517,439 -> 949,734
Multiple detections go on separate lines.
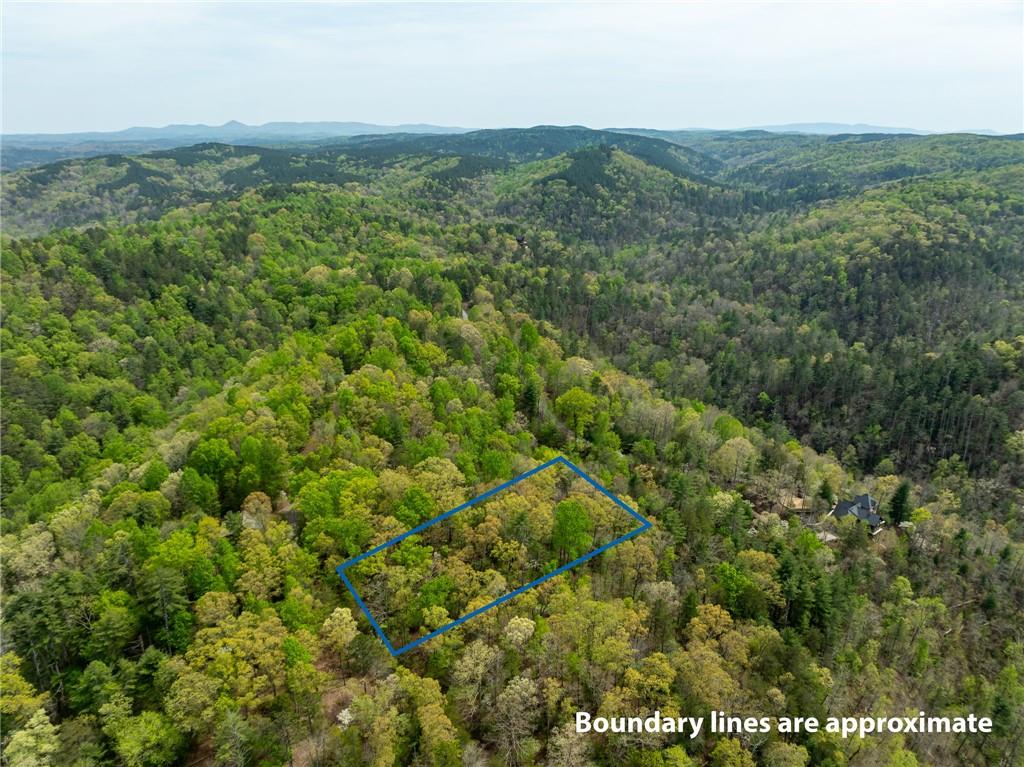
1,128 -> 1022,766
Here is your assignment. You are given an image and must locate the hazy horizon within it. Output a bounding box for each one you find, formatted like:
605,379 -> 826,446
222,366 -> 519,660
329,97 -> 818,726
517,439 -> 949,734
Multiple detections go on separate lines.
3,118 -> 1013,139
3,2 -> 1022,135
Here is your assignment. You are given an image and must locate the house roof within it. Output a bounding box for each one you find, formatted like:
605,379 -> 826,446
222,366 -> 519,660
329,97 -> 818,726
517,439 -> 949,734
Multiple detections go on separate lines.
853,493 -> 878,510
832,494 -> 882,527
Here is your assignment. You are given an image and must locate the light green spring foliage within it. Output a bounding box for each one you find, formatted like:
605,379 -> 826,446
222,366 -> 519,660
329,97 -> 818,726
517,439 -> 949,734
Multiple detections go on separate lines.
1,131 -> 1022,767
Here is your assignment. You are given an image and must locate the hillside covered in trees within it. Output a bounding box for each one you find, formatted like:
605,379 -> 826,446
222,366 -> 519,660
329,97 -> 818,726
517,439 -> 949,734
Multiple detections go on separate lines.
1,128 -> 1022,767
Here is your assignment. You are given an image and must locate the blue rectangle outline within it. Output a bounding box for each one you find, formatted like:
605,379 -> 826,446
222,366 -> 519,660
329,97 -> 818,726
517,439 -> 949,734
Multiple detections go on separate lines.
336,455 -> 652,656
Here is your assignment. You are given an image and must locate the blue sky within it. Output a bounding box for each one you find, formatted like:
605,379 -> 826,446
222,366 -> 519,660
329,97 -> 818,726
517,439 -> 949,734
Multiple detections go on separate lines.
2,1 -> 1021,134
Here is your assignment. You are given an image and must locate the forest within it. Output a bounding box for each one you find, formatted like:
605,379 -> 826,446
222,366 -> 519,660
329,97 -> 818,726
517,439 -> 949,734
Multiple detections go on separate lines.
1,127 -> 1022,767
344,459 -> 646,651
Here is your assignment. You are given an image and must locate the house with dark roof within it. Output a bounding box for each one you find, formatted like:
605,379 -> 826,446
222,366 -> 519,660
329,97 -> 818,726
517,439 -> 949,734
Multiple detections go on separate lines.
829,493 -> 884,534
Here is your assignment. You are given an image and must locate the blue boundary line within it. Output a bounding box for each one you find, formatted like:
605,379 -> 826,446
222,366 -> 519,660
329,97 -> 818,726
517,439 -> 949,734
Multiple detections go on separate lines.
336,455 -> 652,656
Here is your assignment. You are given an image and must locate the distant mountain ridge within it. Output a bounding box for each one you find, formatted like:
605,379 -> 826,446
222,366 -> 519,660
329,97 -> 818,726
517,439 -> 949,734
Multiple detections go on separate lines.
0,121 -> 471,170
4,120 -> 469,143
746,122 -> 1004,136
748,122 -> 934,135
0,126 -> 727,235
10,120 -> 1004,144
3,120 -> 1008,170
5,124 -> 1022,239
